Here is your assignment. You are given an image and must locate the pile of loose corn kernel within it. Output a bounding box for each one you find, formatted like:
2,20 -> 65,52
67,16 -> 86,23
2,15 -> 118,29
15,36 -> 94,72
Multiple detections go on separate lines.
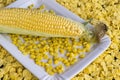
9,33 -> 91,75
0,46 -> 38,80
0,0 -> 120,80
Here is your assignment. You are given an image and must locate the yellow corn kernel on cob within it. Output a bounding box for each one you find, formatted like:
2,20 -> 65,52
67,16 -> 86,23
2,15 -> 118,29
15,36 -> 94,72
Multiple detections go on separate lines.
0,8 -> 107,42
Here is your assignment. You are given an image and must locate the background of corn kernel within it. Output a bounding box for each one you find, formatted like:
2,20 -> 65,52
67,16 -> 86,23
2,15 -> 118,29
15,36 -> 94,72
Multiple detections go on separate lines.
0,0 -> 120,80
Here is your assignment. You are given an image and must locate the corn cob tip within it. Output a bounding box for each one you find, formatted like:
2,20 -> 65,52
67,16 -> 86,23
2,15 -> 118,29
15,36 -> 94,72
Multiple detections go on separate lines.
94,22 -> 108,42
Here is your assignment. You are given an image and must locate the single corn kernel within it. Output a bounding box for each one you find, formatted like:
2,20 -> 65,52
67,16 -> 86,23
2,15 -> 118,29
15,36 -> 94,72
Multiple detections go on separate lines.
38,4 -> 45,10
48,71 -> 55,75
36,55 -> 43,60
62,59 -> 68,65
52,68 -> 57,73
79,53 -> 85,58
22,50 -> 29,55
72,48 -> 77,53
84,43 -> 91,52
49,10 -> 55,15
35,57 -> 41,62
40,62 -> 45,67
28,4 -> 34,9
35,61 -> 41,65
54,60 -> 59,65
57,69 -> 63,74
73,58 -> 77,62
43,10 -> 49,13
69,53 -> 75,58
77,48 -> 82,53
70,61 -> 75,65
65,62 -> 70,67
65,53 -> 70,57
53,53 -> 58,57
54,48 -> 58,53
59,49 -> 65,54
47,59 -> 53,65
49,52 -> 54,56
18,46 -> 25,51
44,63 -> 50,68
43,54 -> 48,59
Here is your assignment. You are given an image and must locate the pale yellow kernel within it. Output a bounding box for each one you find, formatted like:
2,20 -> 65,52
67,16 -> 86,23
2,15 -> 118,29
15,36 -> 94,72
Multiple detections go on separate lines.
59,49 -> 65,54
57,69 -> 63,74
49,10 -> 55,15
66,53 -> 70,57
38,4 -> 45,10
79,53 -> 85,58
65,62 -> 70,67
28,4 -> 34,9
43,10 -> 49,13
54,60 -> 59,65
48,71 -> 55,75
47,59 -> 52,65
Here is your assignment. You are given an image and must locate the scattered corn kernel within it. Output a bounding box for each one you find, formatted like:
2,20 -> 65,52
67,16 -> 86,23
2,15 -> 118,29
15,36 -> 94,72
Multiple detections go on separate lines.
59,49 -> 65,54
49,10 -> 55,15
43,10 -> 49,13
47,59 -> 52,65
28,4 -> 34,9
11,33 -> 91,75
30,54 -> 36,59
38,4 -> 45,10
79,53 -> 85,58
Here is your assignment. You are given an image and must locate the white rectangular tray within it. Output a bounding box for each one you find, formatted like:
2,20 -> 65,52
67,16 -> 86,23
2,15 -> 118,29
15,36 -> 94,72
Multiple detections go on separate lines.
0,0 -> 111,80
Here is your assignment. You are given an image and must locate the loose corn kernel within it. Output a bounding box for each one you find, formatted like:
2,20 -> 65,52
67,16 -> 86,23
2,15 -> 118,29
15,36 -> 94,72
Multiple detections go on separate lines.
59,49 -> 65,54
77,48 -> 82,53
72,48 -> 78,53
36,55 -> 43,61
57,69 -> 63,74
47,71 -> 55,75
28,4 -> 34,9
79,53 -> 85,58
43,54 -> 48,59
43,10 -> 49,13
49,10 -> 56,15
65,62 -> 70,67
30,54 -> 36,59
52,68 -> 57,73
54,60 -> 59,65
35,61 -> 41,65
38,4 -> 45,10
40,62 -> 45,67
66,53 -> 70,57
47,59 -> 52,65
69,53 -> 75,58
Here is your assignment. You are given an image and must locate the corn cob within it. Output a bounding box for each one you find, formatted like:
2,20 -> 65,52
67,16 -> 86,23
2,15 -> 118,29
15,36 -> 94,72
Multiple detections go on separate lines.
0,8 -> 107,42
